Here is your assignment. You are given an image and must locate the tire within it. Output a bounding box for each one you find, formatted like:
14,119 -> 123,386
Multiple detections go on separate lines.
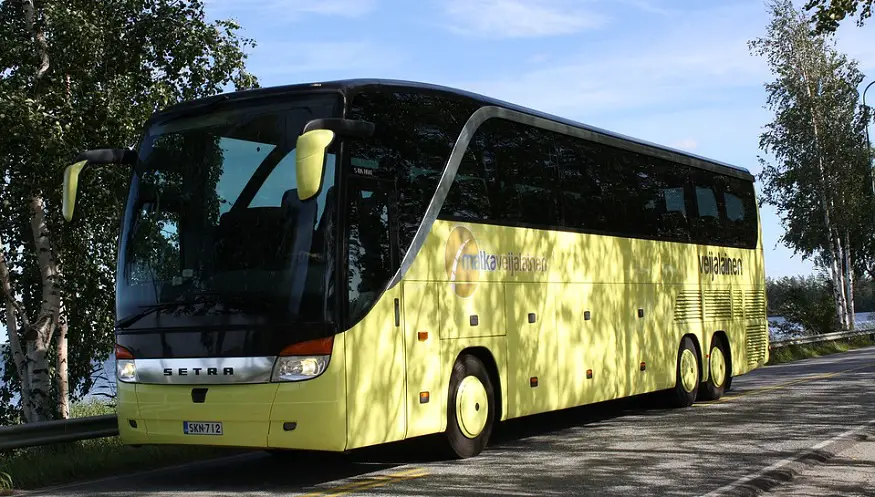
667,337 -> 700,408
444,354 -> 496,459
698,335 -> 730,401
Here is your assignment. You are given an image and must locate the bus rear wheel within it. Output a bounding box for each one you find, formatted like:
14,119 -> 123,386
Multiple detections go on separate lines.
668,337 -> 700,408
699,335 -> 730,401
444,354 -> 495,459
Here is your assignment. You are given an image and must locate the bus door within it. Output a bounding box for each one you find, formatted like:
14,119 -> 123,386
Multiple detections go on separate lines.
343,174 -> 409,447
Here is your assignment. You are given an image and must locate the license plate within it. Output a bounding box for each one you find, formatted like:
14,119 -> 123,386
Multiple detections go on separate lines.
183,421 -> 223,435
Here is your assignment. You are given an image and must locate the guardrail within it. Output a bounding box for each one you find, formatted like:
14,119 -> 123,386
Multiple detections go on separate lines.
0,414 -> 118,451
770,326 -> 875,349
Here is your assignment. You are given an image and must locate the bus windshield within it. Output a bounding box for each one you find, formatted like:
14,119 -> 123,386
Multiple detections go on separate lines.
116,94 -> 341,330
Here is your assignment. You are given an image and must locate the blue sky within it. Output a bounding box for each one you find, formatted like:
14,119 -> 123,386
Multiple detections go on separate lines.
205,0 -> 875,279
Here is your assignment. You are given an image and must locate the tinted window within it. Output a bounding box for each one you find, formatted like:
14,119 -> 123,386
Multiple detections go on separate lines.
725,193 -> 745,221
555,134 -> 612,231
492,120 -> 558,226
350,92 -> 757,249
346,184 -> 394,323
696,186 -> 719,218
442,118 -> 560,226
348,91 -> 479,253
641,157 -> 692,242
721,175 -> 758,248
690,170 -> 723,244
443,127 -> 495,221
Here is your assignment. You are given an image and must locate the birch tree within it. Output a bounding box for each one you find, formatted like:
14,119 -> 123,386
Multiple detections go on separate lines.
805,0 -> 873,31
0,0 -> 257,423
750,0 -> 872,332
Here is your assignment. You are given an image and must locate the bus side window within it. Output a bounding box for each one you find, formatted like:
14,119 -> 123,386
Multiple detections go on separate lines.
554,134 -> 611,232
442,122 -> 497,222
720,175 -> 758,248
689,170 -> 727,245
347,90 -> 479,254
490,120 -> 560,228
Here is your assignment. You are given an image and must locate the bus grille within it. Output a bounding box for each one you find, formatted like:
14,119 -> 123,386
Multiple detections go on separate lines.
674,290 -> 702,322
744,289 -> 766,318
703,290 -> 732,320
733,290 -> 744,318
746,324 -> 768,366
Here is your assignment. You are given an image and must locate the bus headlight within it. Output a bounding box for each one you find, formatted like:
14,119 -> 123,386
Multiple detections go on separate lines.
271,356 -> 330,382
117,359 -> 137,383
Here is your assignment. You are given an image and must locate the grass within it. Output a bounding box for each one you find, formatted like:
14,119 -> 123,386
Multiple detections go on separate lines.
767,334 -> 875,365
0,399 -> 240,491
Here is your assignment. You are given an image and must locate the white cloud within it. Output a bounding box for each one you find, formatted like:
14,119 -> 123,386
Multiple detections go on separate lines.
442,0 -> 607,38
248,41 -> 404,77
452,4 -> 770,119
206,0 -> 376,20
671,138 -> 698,150
280,0 -> 375,17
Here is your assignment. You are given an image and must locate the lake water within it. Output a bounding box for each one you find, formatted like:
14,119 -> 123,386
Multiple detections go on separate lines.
768,311 -> 875,339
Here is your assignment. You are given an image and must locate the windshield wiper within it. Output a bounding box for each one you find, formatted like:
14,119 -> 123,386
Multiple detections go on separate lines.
116,301 -> 199,330
116,293 -> 278,330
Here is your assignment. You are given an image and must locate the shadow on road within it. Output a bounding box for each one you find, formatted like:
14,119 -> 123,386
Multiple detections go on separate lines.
45,392 -> 670,496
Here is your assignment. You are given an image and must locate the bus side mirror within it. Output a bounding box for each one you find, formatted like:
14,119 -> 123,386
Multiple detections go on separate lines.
296,129 -> 335,201
62,160 -> 89,222
62,148 -> 137,222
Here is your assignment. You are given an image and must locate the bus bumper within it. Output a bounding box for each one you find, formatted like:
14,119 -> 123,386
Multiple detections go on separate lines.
117,345 -> 348,451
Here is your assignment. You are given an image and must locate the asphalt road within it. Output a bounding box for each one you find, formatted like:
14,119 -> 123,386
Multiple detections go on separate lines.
32,347 -> 875,497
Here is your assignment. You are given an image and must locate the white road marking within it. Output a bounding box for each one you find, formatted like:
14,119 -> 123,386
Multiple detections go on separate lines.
700,418 -> 875,496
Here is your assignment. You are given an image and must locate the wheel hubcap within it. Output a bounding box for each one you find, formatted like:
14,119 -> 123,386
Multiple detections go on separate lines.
456,376 -> 488,439
680,349 -> 698,393
710,347 -> 726,388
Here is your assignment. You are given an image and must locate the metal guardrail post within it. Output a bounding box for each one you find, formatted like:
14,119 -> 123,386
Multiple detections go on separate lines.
0,414 -> 119,451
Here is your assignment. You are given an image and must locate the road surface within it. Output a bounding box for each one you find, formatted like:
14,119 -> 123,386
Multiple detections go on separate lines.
32,347 -> 875,497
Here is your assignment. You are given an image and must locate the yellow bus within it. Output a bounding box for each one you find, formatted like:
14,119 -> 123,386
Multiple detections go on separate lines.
63,79 -> 768,458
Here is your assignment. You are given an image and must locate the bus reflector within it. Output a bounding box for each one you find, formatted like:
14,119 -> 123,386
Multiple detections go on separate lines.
279,337 -> 334,356
640,362 -> 646,371
420,392 -> 429,403
418,331 -> 428,341
115,344 -> 134,359
530,377 -> 538,388
586,369 -> 593,379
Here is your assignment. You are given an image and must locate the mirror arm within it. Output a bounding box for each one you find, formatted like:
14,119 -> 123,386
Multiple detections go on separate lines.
74,148 -> 138,165
303,118 -> 375,138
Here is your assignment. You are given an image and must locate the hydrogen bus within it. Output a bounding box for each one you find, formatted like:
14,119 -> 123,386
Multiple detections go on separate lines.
62,79 -> 768,458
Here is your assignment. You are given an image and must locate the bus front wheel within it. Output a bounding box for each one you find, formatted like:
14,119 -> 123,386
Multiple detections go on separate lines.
444,354 -> 496,459
668,337 -> 700,407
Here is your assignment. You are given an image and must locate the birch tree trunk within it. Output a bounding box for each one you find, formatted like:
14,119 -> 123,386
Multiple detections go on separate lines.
27,196 -> 63,421
57,308 -> 69,418
845,230 -> 855,329
0,236 -> 33,422
827,231 -> 847,330
833,230 -> 850,330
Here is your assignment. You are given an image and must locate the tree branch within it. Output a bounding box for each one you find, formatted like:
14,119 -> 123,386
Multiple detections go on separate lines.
22,0 -> 50,82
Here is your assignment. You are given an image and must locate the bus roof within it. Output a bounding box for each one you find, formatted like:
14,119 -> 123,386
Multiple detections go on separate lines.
152,78 -> 753,181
